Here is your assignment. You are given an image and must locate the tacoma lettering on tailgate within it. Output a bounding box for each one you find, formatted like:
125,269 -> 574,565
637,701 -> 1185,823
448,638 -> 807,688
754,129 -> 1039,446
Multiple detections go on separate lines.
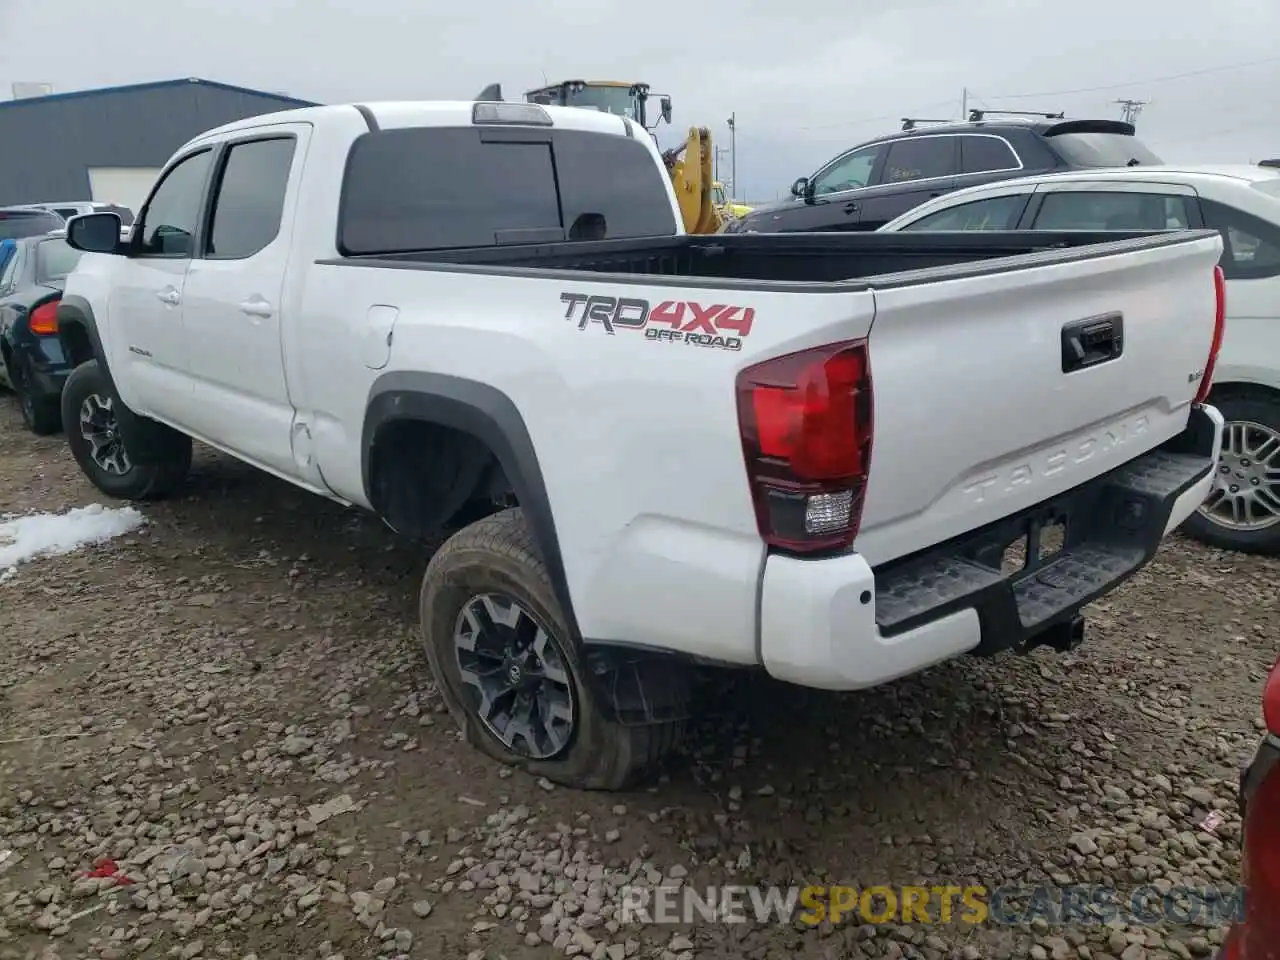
560,292 -> 754,352
962,415 -> 1151,504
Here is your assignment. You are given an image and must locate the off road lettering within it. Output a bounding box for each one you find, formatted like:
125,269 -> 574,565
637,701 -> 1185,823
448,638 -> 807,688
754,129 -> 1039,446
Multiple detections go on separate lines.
560,291 -> 756,352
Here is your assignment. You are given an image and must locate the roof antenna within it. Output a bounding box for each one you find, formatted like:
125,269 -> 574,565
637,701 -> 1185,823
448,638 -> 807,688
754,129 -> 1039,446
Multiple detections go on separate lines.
475,83 -> 502,102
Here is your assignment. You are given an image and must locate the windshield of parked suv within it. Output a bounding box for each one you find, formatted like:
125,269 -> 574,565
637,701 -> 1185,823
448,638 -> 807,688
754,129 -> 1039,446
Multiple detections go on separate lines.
36,238 -> 84,283
1047,133 -> 1163,167
0,209 -> 64,240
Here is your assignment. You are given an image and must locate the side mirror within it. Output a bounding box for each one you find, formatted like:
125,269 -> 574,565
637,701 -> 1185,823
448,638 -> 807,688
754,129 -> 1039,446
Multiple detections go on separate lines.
791,177 -> 811,198
660,96 -> 673,125
66,212 -> 123,254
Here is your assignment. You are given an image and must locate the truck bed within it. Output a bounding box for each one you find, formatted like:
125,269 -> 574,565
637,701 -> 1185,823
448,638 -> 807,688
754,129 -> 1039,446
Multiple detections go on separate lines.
332,229 -> 1200,287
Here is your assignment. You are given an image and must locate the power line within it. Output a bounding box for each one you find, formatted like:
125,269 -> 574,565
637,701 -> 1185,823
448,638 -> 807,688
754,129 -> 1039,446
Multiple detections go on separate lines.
982,56 -> 1280,101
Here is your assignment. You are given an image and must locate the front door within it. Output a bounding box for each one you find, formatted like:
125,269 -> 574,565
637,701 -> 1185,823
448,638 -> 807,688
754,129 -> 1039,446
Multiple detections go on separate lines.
107,147 -> 214,422
179,127 -> 307,478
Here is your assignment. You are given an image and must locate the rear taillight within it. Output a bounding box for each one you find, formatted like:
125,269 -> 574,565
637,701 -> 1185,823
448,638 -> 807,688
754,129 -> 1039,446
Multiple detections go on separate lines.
29,298 -> 59,336
1194,264 -> 1226,404
735,339 -> 873,553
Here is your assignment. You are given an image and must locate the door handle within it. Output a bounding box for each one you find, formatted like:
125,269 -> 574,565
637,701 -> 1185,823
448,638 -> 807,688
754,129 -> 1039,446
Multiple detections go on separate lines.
155,288 -> 180,305
844,202 -> 860,215
238,297 -> 274,319
1061,313 -> 1124,373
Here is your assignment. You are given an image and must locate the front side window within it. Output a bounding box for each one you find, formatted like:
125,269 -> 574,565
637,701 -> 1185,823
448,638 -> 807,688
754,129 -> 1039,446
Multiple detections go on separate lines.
35,238 -> 83,283
207,138 -> 296,259
902,194 -> 1029,231
882,137 -> 956,184
1032,191 -> 1193,231
137,149 -> 213,257
811,145 -> 885,196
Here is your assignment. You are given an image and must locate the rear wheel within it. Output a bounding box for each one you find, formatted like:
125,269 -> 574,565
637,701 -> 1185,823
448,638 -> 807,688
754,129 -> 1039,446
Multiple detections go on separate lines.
419,508 -> 684,790
62,360 -> 192,500
11,357 -> 62,435
1183,390 -> 1280,555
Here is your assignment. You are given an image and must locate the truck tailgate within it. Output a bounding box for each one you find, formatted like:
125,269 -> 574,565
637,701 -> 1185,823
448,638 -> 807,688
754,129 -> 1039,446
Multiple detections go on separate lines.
855,232 -> 1223,567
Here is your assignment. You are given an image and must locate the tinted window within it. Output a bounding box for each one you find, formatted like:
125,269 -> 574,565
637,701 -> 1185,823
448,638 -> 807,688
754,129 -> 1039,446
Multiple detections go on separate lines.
54,207 -> 81,220
542,129 -> 679,241
811,145 -> 884,195
0,210 -> 63,240
960,136 -> 1019,174
902,195 -> 1028,232
1033,191 -> 1192,230
137,150 -> 213,256
882,137 -> 955,184
1201,199 -> 1280,280
208,138 -> 296,259
35,238 -> 84,283
339,127 -> 676,255
1044,133 -> 1162,167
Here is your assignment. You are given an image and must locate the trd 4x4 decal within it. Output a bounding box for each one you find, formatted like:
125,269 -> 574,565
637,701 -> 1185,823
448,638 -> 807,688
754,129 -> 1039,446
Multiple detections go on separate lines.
560,292 -> 754,352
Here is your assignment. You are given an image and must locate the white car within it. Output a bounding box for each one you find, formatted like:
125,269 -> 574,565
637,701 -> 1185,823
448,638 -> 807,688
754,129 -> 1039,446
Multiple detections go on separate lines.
52,99 -> 1224,788
881,164 -> 1280,555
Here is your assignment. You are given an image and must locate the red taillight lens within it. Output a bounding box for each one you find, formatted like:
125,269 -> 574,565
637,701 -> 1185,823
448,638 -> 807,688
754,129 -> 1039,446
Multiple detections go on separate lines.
736,340 -> 873,553
29,298 -> 60,336
1194,264 -> 1226,404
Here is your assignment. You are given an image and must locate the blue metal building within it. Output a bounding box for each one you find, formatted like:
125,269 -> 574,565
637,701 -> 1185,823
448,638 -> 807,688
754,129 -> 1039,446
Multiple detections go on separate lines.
0,78 -> 317,210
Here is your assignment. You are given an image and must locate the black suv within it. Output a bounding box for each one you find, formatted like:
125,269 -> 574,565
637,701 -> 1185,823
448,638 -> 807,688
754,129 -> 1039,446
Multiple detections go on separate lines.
725,113 -> 1162,234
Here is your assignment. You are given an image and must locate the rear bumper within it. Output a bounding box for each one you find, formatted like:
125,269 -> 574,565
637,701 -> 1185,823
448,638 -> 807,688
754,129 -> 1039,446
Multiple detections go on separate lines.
759,404 -> 1222,690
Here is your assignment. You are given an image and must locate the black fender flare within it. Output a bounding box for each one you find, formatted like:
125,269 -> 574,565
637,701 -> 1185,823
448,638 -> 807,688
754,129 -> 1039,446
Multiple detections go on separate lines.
362,370 -> 578,639
53,296 -> 179,465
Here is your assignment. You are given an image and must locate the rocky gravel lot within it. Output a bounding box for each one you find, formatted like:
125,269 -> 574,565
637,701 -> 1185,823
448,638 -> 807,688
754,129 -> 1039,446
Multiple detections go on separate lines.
0,398 -> 1276,960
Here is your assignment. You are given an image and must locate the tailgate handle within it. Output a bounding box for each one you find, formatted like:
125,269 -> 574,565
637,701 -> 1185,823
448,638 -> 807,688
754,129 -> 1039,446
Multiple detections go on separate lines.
1061,312 -> 1123,373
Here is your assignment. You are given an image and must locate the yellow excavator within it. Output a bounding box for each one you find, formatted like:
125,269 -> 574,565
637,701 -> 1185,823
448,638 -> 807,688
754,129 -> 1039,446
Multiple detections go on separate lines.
499,79 -> 727,234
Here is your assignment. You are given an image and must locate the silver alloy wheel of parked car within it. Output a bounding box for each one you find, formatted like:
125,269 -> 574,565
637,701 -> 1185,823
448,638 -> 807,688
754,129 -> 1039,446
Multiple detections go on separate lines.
453,592 -> 576,761
78,393 -> 132,476
1199,419 -> 1280,531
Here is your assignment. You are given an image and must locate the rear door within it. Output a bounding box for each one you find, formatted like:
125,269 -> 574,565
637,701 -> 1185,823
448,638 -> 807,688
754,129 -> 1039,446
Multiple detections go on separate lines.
855,232 -> 1224,566
180,126 -> 308,476
854,135 -> 960,230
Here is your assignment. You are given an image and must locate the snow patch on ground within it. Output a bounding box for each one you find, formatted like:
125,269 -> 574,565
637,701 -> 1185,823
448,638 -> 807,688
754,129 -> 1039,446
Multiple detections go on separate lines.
0,504 -> 145,582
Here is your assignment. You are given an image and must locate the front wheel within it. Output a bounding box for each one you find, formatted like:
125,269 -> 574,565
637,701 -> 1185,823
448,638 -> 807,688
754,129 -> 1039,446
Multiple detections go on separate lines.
62,360 -> 192,501
1182,390 -> 1280,555
419,508 -> 684,790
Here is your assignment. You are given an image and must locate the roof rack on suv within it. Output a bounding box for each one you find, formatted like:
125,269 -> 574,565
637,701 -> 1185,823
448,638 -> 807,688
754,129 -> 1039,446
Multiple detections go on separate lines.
900,117 -> 952,131
968,108 -> 1065,122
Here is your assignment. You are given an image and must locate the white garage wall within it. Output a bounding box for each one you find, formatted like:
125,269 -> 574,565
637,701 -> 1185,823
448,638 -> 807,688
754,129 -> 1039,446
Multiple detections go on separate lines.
87,167 -> 161,213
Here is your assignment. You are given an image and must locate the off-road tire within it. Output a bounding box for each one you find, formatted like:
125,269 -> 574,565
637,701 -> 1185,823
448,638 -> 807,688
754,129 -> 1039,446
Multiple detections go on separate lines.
62,360 -> 192,501
419,507 -> 684,790
1182,389 -> 1280,555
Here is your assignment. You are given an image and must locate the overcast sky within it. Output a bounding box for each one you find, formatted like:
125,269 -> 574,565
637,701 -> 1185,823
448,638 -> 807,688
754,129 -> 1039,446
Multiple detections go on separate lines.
1,0 -> 1276,201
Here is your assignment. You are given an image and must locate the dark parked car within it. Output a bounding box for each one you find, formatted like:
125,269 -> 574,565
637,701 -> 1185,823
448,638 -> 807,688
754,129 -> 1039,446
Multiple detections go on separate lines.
724,114 -> 1162,234
0,231 -> 84,434
0,206 -> 65,240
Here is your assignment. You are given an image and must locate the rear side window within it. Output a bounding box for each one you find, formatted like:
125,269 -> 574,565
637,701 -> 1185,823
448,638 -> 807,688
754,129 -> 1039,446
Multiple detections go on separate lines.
1201,199 -> 1280,280
1032,191 -> 1192,230
960,136 -> 1019,174
339,126 -> 677,255
0,210 -> 63,240
881,137 -> 955,184
207,137 -> 296,259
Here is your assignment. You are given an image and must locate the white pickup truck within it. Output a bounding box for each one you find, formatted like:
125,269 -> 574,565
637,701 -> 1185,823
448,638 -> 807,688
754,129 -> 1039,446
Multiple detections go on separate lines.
55,98 -> 1225,790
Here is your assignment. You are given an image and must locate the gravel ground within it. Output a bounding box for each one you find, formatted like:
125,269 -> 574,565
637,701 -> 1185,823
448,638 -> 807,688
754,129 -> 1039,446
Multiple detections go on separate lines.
0,398 -> 1276,960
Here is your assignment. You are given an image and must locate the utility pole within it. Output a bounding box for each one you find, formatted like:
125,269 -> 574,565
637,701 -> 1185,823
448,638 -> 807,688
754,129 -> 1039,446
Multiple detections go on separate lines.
961,87 -> 968,121
1115,98 -> 1147,126
727,113 -> 736,199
